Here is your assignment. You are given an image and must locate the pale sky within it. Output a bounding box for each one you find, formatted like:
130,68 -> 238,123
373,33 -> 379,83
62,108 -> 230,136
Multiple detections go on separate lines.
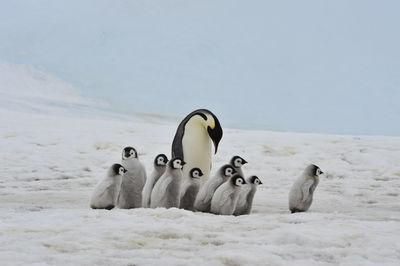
1,0 -> 399,135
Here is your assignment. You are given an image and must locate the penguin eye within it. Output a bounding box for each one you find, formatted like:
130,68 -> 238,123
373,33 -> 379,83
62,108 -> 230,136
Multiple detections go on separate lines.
255,179 -> 260,184
173,160 -> 181,168
237,179 -> 243,184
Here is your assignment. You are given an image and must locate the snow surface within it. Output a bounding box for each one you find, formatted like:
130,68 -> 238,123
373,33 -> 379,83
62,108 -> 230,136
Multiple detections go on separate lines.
1,68 -> 400,265
0,61 -> 107,116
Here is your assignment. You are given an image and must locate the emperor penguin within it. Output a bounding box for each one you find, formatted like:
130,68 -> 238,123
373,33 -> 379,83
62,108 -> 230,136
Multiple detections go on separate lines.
194,164 -> 236,212
150,157 -> 185,209
90,163 -> 126,210
172,109 -> 223,184
179,167 -> 203,211
234,176 -> 262,216
210,174 -> 246,215
289,164 -> 323,213
117,147 -> 147,209
142,154 -> 168,208
230,155 -> 248,177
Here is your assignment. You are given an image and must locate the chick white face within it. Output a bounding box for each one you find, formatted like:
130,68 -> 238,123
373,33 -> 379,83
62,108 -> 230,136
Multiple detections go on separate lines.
122,147 -> 137,160
111,163 -> 126,176
190,168 -> 203,179
119,167 -> 126,176
224,166 -> 236,177
156,154 -> 168,166
231,156 -> 247,168
172,158 -> 185,169
316,168 -> 323,176
235,177 -> 245,186
250,176 -> 262,185
234,158 -> 243,167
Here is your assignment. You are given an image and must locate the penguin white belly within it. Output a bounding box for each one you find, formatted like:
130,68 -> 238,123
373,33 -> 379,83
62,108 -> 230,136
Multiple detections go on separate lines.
182,123 -> 212,184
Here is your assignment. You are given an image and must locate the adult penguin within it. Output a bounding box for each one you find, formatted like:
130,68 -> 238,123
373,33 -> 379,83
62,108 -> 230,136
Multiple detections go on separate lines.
172,109 -> 223,184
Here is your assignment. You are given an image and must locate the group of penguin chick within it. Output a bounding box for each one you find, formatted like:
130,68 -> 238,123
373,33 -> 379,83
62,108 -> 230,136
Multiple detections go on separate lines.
90,146 -> 324,215
90,147 -> 263,215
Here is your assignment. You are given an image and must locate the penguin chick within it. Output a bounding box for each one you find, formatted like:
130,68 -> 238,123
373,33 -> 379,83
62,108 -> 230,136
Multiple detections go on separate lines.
210,174 -> 246,215
142,154 -> 168,208
289,164 -> 323,213
90,164 -> 126,210
117,147 -> 147,209
234,176 -> 262,216
194,164 -> 236,212
150,157 -> 185,208
230,155 -> 248,177
179,168 -> 203,211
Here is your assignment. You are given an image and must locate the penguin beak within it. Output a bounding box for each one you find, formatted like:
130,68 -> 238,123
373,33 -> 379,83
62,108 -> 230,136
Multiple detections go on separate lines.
182,161 -> 186,166
242,159 -> 248,164
212,140 -> 219,154
123,169 -> 128,173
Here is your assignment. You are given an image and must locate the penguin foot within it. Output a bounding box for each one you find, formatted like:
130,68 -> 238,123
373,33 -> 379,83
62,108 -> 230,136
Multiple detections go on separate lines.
290,208 -> 304,213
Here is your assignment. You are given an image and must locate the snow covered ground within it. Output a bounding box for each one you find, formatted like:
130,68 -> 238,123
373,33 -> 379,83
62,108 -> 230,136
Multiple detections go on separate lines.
1,67 -> 400,265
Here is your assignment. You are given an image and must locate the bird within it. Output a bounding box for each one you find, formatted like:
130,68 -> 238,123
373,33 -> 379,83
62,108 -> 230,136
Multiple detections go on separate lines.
142,154 -> 168,208
234,175 -> 262,216
117,147 -> 147,209
289,164 -> 323,213
172,109 -> 223,184
90,163 -> 126,210
210,174 -> 246,215
194,164 -> 236,212
229,155 -> 247,177
179,167 -> 203,211
150,157 -> 185,209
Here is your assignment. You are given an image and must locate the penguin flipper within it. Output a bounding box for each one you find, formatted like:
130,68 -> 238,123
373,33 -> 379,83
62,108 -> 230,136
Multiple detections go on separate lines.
215,189 -> 234,210
158,177 -> 173,199
201,178 -> 220,204
171,121 -> 185,159
301,179 -> 314,203
97,181 -> 116,200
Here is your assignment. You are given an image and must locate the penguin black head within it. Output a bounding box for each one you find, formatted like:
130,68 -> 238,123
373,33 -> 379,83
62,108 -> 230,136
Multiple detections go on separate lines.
305,164 -> 323,176
154,154 -> 168,166
169,157 -> 186,169
221,164 -> 237,177
190,168 -> 203,179
111,163 -> 127,176
230,155 -> 248,168
249,175 -> 262,185
204,110 -> 223,154
122,147 -> 138,160
231,174 -> 246,186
